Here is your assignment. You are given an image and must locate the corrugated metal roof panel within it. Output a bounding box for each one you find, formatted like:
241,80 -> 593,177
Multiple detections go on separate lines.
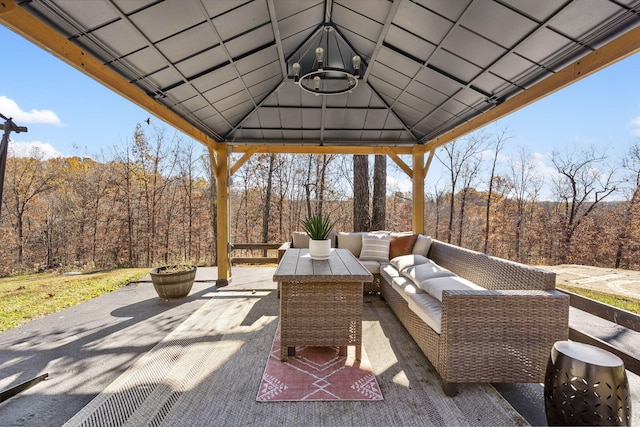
15,0 -> 640,145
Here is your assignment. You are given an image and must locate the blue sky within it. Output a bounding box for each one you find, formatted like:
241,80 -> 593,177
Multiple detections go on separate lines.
1,24 -> 639,198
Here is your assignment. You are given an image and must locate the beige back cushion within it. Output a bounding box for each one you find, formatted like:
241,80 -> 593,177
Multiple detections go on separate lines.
292,231 -> 310,248
337,232 -> 363,257
360,232 -> 391,262
412,235 -> 432,257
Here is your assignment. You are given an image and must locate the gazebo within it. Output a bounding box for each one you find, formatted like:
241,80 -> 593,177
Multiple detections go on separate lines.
1,0 -> 639,285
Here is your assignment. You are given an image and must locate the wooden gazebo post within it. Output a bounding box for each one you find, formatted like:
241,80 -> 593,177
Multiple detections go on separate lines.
209,144 -> 231,286
411,150 -> 425,235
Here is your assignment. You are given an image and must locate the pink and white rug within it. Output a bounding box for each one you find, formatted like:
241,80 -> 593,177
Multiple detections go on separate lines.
257,327 -> 383,402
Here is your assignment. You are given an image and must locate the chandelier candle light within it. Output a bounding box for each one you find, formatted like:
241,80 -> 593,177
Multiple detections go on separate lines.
292,25 -> 362,96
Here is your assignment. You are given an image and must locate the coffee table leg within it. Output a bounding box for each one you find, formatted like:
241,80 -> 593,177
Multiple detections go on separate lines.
356,345 -> 361,361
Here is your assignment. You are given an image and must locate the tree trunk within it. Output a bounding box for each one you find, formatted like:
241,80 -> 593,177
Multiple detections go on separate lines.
372,155 -> 386,230
457,189 -> 467,246
262,154 -> 275,256
353,154 -> 370,232
484,129 -> 508,253
305,155 -> 313,218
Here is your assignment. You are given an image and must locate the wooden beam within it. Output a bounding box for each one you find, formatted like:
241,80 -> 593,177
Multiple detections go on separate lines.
412,151 -> 425,234
207,146 -> 219,176
230,149 -> 257,176
425,25 -> 640,152
387,150 -> 412,177
214,145 -> 231,284
231,144 -> 416,155
0,0 -> 221,149
424,149 -> 435,179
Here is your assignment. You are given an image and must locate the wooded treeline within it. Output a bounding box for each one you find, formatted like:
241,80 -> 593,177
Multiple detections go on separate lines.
2,123 -> 640,275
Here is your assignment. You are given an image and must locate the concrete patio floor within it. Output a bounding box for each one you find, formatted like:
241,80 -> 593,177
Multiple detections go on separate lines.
0,266 -> 637,426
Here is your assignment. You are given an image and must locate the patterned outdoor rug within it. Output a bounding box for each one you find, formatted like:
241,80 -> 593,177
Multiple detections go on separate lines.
257,326 -> 383,402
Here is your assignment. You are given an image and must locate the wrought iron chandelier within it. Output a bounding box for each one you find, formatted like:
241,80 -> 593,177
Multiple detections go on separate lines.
291,25 -> 362,96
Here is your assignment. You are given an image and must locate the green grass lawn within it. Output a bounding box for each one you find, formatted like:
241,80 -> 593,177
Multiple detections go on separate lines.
1,268 -> 637,334
558,284 -> 640,315
0,268 -> 148,332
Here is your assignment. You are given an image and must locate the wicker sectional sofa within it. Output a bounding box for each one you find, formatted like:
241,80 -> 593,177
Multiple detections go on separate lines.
279,232 -> 570,395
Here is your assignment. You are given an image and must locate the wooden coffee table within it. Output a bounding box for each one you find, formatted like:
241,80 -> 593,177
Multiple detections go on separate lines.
273,248 -> 373,361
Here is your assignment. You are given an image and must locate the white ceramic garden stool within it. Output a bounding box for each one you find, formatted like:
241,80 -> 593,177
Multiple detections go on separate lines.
544,340 -> 631,426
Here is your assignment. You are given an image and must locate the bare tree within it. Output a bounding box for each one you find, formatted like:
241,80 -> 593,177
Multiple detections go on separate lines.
353,154 -> 370,231
262,154 -> 276,253
304,155 -> 314,218
5,151 -> 58,267
177,140 -> 199,260
483,128 -> 509,253
615,140 -> 640,268
437,135 -> 486,243
372,155 -> 386,230
551,145 -> 617,263
507,146 -> 544,262
316,154 -> 336,216
457,150 -> 482,246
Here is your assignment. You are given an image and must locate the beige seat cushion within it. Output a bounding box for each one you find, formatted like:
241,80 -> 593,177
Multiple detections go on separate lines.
421,276 -> 485,302
359,259 -> 381,274
408,293 -> 442,334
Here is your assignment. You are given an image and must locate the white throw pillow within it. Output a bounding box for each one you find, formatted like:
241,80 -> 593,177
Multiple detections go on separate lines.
359,232 -> 390,262
412,234 -> 433,257
390,254 -> 431,272
401,262 -> 456,289
420,276 -> 485,302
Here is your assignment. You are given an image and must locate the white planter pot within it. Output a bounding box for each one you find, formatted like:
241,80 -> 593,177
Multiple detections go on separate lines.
308,239 -> 331,260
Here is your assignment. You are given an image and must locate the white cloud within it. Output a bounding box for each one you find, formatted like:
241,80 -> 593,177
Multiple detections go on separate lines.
532,152 -> 558,177
628,116 -> 640,137
0,96 -> 62,126
387,174 -> 412,194
8,140 -> 63,160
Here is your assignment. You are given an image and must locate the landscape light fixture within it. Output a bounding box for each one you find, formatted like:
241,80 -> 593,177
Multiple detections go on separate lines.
291,25 -> 362,96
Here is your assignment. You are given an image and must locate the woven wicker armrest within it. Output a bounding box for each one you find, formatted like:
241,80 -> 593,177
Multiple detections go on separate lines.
439,289 -> 569,384
278,241 -> 291,250
278,242 -> 291,260
441,289 -> 569,336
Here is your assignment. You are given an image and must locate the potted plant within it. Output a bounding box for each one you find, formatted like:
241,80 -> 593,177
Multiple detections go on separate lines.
300,213 -> 337,260
149,264 -> 197,299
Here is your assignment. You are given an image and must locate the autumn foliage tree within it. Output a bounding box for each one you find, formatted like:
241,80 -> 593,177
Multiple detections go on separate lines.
2,125 -> 640,276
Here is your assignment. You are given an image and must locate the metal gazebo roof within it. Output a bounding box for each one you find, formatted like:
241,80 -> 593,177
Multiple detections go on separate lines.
2,0 -> 639,150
